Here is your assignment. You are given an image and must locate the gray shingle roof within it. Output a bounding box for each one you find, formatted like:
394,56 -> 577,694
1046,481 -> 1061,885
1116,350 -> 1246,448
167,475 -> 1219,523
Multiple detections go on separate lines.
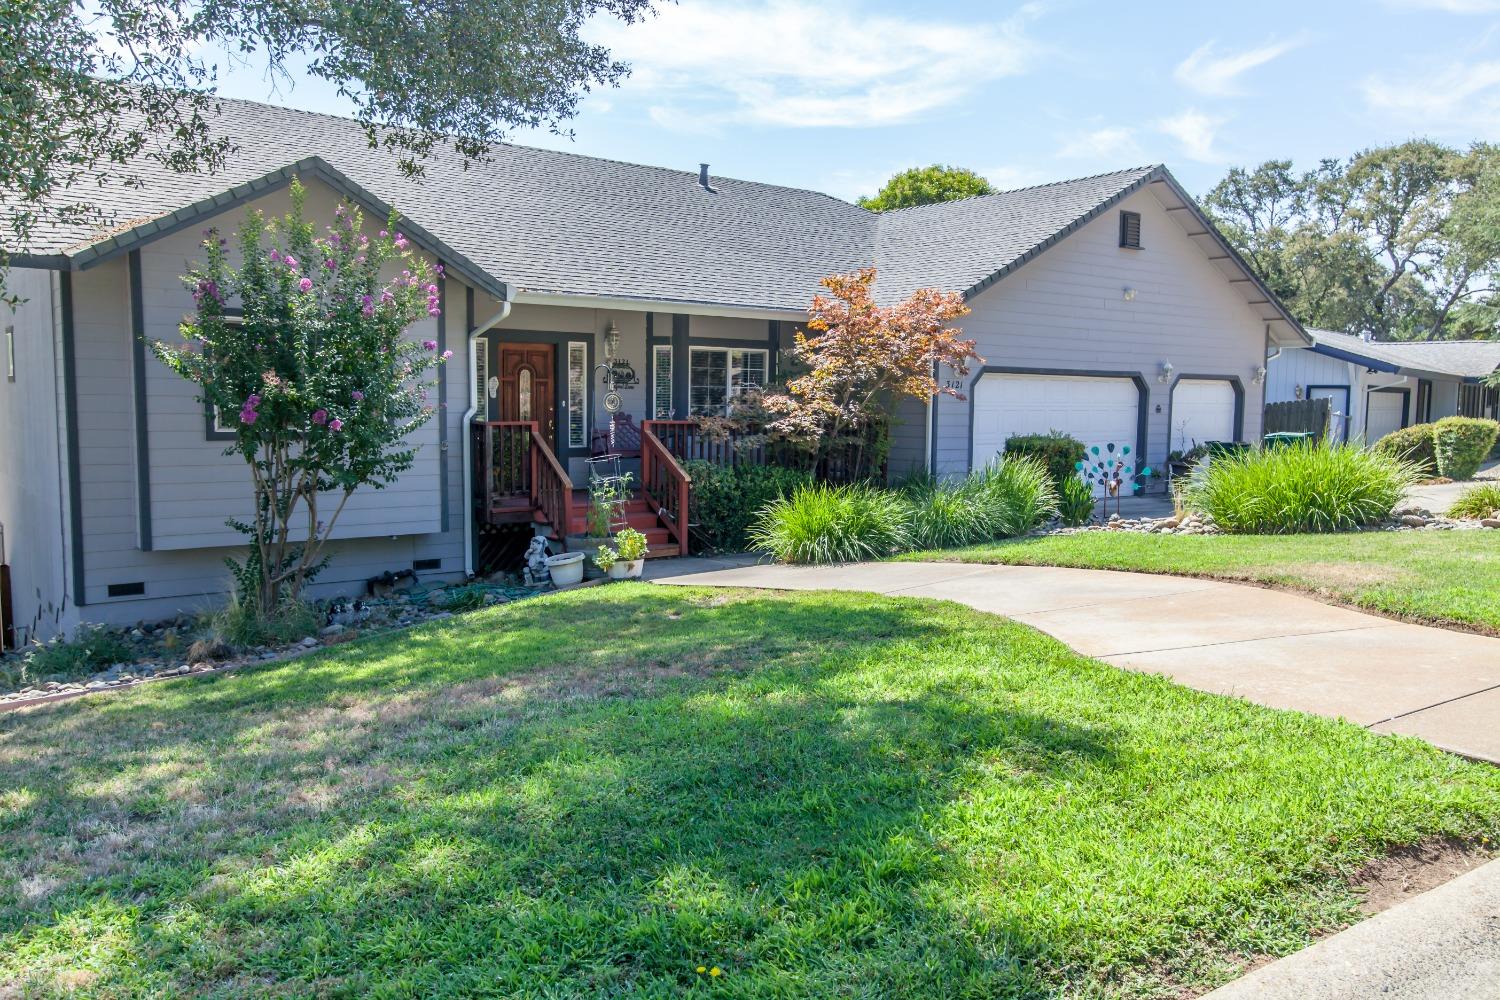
1309,329 -> 1500,380
5,96 -> 1179,313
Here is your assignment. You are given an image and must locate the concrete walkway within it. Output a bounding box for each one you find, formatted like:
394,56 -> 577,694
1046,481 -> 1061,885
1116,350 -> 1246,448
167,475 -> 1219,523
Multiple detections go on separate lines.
647,556 -> 1500,762
1201,857 -> 1500,999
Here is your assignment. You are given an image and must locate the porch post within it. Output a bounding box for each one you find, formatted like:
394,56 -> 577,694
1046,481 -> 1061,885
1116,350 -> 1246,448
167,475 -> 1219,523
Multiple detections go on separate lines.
672,314 -> 689,419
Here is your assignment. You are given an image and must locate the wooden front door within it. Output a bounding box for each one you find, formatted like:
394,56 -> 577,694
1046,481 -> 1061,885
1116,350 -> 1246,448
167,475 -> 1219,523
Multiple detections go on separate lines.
498,343 -> 556,443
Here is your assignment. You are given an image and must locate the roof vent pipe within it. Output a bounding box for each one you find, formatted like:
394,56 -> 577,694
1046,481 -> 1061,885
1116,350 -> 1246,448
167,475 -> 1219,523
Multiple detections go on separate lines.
699,163 -> 716,193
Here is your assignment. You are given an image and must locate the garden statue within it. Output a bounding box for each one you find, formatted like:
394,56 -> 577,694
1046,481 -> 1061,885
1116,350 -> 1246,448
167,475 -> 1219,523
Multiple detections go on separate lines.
523,536 -> 553,587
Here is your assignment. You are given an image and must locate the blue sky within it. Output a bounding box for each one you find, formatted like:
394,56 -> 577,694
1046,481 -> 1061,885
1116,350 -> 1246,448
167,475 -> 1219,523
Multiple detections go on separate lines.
211,0 -> 1498,202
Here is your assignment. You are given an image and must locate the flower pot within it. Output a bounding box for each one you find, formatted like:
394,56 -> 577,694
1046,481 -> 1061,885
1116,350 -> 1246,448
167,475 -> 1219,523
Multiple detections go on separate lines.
544,551 -> 586,587
608,559 -> 644,580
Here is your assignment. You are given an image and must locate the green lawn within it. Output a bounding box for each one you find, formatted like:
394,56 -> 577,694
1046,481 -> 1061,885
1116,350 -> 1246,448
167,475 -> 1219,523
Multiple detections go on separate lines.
899,530 -> 1500,634
3,585 -> 1499,998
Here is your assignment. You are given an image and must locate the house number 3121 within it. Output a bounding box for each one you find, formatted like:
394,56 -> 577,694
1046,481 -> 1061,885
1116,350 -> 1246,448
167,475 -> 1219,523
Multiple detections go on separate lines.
943,379 -> 962,390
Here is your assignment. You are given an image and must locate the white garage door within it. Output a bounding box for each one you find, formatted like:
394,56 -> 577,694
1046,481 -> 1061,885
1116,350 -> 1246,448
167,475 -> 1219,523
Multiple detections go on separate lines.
1366,390 -> 1407,445
973,373 -> 1140,495
1170,379 -> 1236,451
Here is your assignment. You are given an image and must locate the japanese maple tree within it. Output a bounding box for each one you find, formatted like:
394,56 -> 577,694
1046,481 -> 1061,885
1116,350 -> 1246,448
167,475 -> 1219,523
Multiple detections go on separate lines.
767,268 -> 979,479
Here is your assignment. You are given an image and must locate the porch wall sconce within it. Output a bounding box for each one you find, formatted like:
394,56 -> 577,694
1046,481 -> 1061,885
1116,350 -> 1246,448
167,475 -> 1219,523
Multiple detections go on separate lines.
1122,286 -> 1137,301
603,320 -> 622,361
1252,365 -> 1267,385
1157,359 -> 1174,384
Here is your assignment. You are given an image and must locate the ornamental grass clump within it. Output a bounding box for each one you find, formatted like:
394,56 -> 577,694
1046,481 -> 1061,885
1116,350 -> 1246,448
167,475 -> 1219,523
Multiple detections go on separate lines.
750,483 -> 911,564
901,474 -> 1007,550
1449,483 -> 1500,520
1183,441 -> 1418,534
965,456 -> 1058,536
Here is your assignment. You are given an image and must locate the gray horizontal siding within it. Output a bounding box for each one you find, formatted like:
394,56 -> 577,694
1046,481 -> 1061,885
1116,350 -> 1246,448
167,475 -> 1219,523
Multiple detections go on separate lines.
935,187 -> 1268,477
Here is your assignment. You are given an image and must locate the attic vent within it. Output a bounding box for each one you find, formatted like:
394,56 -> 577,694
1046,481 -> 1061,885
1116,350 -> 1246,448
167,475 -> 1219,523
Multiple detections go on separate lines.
1119,211 -> 1142,249
698,163 -> 717,194
413,558 -> 442,571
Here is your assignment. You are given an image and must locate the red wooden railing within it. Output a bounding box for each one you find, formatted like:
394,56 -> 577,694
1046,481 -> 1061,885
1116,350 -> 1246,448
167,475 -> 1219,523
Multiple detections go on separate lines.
641,421 -> 692,557
472,420 -> 574,550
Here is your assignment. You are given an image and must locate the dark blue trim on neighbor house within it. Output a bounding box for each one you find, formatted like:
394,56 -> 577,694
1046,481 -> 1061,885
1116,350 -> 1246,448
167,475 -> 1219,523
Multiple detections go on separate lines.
671,315 -> 690,419
1308,342 -> 1403,374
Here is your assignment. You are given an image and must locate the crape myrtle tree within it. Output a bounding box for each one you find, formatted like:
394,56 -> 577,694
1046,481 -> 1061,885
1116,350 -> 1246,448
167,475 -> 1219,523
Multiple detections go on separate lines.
151,180 -> 448,611
765,268 -> 980,479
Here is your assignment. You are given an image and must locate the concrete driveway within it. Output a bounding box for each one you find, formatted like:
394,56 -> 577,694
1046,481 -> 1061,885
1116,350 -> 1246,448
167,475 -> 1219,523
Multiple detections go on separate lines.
1406,456 -> 1500,514
648,557 -> 1500,762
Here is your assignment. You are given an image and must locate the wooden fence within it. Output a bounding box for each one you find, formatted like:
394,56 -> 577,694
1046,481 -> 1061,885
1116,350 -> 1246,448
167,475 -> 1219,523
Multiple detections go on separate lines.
1264,398 -> 1330,442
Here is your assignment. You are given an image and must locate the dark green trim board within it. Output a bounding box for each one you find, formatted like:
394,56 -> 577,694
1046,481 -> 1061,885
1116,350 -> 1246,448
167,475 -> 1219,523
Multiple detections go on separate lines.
768,320 -> 779,381
202,308 -> 245,441
436,268 -> 449,533
128,251 -> 153,552
58,272 -> 87,607
1165,374 -> 1247,445
964,366 -> 1150,477
671,315 -> 690,420
466,287 -> 476,333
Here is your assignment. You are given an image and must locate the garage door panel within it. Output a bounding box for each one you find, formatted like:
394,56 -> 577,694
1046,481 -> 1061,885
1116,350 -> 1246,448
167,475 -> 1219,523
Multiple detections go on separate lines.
974,373 -> 1140,496
1366,391 -> 1407,445
1170,379 -> 1236,452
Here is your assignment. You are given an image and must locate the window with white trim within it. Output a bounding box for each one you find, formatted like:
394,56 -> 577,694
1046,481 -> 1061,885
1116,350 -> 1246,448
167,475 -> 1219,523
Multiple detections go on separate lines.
653,344 -> 673,418
566,341 -> 588,448
208,316 -> 245,435
689,347 -> 767,416
472,338 -> 489,415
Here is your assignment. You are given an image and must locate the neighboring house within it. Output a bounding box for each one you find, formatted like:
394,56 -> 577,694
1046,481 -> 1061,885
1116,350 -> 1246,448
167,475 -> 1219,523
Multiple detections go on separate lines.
0,97 -> 1305,642
1266,329 -> 1500,444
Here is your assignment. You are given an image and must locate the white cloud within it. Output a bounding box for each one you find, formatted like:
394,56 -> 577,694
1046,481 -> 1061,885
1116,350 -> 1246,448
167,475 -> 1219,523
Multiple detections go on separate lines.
1364,59 -> 1500,131
590,0 -> 1045,130
1155,109 -> 1228,163
1173,36 -> 1305,97
1057,126 -> 1140,160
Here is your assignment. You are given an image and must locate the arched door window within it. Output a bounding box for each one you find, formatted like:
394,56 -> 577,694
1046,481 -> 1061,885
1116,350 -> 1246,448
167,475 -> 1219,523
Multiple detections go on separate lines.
518,367 -> 534,420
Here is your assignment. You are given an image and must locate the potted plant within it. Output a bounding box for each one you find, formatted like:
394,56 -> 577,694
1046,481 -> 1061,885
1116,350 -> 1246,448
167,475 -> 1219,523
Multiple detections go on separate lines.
544,551 -> 586,587
594,527 -> 649,580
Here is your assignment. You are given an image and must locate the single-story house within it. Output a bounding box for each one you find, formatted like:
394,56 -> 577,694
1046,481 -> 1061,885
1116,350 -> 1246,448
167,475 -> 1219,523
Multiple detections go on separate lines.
0,97 -> 1306,642
1265,329 -> 1500,443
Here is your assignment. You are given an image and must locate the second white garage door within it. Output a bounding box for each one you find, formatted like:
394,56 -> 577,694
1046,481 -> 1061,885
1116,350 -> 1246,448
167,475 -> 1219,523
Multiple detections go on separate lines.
973,373 -> 1140,494
1170,379 -> 1237,451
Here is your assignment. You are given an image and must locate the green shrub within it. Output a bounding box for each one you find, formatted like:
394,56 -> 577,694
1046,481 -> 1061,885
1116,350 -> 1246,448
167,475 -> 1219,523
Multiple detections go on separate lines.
901,476 -> 1002,550
965,457 -> 1059,536
1058,475 -> 1095,526
440,585 -> 491,613
1004,431 -> 1087,488
1433,417 -> 1500,480
1373,423 -> 1437,476
1449,482 -> 1500,520
207,595 -> 321,651
6,625 -> 136,688
686,461 -> 814,553
750,483 -> 911,564
1184,442 -> 1418,534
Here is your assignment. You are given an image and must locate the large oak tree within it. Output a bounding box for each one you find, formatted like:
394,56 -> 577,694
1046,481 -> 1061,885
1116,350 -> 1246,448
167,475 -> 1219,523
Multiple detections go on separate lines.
0,0 -> 654,293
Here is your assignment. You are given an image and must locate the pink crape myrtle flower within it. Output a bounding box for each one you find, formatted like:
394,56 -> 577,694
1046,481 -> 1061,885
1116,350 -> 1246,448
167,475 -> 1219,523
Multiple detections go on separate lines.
328,418 -> 344,432
311,409 -> 328,426
351,390 -> 365,402
298,277 -> 313,293
283,255 -> 299,272
441,350 -> 453,360
422,339 -> 438,351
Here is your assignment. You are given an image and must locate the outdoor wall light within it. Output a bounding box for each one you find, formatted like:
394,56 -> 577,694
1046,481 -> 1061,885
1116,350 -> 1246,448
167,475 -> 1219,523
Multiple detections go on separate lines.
604,320 -> 621,361
1157,359 -> 1174,383
1122,286 -> 1137,301
1252,365 -> 1267,385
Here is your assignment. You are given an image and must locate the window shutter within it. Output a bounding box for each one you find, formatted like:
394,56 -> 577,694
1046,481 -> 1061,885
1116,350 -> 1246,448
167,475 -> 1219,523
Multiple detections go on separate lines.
567,342 -> 588,448
653,344 -> 673,418
472,339 -> 488,415
1119,211 -> 1142,249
